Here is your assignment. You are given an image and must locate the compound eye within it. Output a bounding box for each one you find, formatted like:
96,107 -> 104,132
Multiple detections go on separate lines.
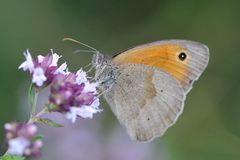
178,52 -> 187,61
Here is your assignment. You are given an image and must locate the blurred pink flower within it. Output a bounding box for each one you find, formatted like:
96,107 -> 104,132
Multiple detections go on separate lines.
4,122 -> 42,157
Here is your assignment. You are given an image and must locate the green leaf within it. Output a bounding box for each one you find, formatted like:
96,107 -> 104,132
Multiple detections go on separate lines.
44,103 -> 57,112
27,83 -> 34,108
0,154 -> 25,160
35,118 -> 63,128
31,134 -> 43,142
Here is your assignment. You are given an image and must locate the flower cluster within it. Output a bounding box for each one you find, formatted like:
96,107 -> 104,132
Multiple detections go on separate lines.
4,49 -> 102,158
49,71 -> 101,123
18,50 -> 101,122
4,122 -> 42,157
18,49 -> 67,87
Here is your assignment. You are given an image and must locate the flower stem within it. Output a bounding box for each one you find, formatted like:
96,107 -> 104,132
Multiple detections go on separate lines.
28,107 -> 47,123
35,108 -> 47,118
28,87 -> 41,123
32,91 -> 39,115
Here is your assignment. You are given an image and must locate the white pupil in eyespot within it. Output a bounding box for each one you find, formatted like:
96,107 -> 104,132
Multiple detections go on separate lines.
178,52 -> 187,61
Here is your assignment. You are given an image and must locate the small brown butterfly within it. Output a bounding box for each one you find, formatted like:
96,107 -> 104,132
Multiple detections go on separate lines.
65,38 -> 209,142
92,40 -> 209,142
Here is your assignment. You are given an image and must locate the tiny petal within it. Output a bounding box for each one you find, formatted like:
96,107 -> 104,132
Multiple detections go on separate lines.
37,55 -> 45,63
76,106 -> 100,119
66,106 -> 101,122
66,107 -> 78,123
32,67 -> 47,86
76,69 -> 88,84
83,82 -> 98,93
91,98 -> 100,109
28,140 -> 43,157
50,52 -> 61,67
64,73 -> 77,83
75,92 -> 94,105
8,137 -> 30,156
54,62 -> 68,75
27,125 -> 37,136
34,140 -> 43,148
18,62 -> 28,71
4,123 -> 13,130
18,50 -> 34,73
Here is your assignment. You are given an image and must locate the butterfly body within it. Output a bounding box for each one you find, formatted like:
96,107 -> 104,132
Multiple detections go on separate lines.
92,40 -> 209,142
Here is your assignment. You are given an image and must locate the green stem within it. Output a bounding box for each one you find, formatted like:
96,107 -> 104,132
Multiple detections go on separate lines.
28,107 -> 47,124
35,108 -> 47,118
31,91 -> 39,115
28,87 -> 42,124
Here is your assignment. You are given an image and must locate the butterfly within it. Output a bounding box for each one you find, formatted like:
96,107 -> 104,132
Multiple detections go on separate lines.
90,39 -> 209,142
62,37 -> 209,142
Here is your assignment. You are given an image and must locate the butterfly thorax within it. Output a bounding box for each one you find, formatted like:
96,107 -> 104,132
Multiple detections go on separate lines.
92,52 -> 120,90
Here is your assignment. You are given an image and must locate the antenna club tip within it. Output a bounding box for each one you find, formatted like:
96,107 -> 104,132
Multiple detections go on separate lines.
62,37 -> 71,41
62,37 -> 99,52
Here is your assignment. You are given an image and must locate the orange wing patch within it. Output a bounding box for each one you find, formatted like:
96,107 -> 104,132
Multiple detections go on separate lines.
113,44 -> 190,86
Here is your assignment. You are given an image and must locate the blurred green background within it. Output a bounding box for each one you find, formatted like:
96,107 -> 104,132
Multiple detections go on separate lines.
1,0 -> 240,159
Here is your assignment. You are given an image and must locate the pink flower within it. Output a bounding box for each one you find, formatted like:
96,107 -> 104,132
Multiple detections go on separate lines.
4,122 -> 42,157
76,69 -> 88,83
32,67 -> 47,86
19,50 -> 102,123
18,50 -> 67,87
49,69 -> 101,123
18,50 -> 34,73
66,101 -> 101,123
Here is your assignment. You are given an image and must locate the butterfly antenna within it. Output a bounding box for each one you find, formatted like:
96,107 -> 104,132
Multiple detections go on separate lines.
63,37 -> 99,53
96,88 -> 110,99
73,49 -> 98,54
82,63 -> 92,69
82,63 -> 94,73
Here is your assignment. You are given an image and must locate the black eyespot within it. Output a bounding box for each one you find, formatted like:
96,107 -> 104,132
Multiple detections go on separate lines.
178,52 -> 187,61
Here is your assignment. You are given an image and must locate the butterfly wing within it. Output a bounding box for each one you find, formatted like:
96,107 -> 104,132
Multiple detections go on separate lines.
104,64 -> 185,141
113,40 -> 209,93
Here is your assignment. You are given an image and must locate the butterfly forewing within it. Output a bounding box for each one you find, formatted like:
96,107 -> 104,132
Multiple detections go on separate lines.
112,40 -> 209,93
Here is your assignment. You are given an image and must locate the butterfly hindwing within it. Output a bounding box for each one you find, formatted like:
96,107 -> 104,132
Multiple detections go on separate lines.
104,64 -> 185,141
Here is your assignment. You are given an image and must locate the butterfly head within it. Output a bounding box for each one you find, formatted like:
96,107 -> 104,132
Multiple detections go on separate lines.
91,52 -> 105,68
91,52 -> 119,90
